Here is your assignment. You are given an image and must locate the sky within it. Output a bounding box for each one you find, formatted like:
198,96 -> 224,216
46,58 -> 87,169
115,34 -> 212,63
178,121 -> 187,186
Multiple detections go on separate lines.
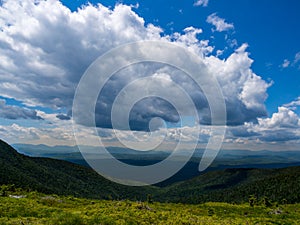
0,0 -> 299,151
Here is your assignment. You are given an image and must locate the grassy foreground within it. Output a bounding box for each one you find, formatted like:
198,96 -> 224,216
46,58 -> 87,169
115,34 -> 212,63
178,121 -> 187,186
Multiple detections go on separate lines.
0,190 -> 299,225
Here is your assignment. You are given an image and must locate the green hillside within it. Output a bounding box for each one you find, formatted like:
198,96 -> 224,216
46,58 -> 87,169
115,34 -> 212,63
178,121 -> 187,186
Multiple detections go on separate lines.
0,139 -> 155,200
1,139 -> 300,205
157,167 -> 300,204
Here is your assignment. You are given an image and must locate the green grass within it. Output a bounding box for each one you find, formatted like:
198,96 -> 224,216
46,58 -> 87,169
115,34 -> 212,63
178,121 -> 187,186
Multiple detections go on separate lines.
0,190 -> 299,225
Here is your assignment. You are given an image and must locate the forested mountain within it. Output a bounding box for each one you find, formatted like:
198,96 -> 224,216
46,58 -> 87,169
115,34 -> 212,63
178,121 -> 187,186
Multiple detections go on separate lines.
0,139 -> 154,200
1,139 -> 300,204
156,166 -> 300,204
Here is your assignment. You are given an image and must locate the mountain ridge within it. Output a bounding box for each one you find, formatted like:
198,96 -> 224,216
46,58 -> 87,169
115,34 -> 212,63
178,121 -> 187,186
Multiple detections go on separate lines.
2,139 -> 300,204
12,142 -> 300,185
1,139 -> 155,200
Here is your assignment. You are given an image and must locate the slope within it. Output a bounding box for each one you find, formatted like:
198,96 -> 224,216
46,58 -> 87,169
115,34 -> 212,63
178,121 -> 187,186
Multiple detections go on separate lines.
0,139 -> 154,200
156,167 -> 300,204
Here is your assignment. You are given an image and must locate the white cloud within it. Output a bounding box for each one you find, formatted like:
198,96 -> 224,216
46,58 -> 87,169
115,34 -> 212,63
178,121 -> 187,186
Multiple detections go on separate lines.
252,107 -> 300,143
257,107 -> 300,129
281,52 -> 300,69
204,43 -> 270,125
283,97 -> 300,110
0,109 -> 100,146
294,52 -> 300,65
193,0 -> 209,7
169,27 -> 214,56
0,123 -> 40,144
292,52 -> 300,69
227,105 -> 300,145
216,49 -> 224,57
282,59 -> 290,68
206,13 -> 234,32
0,99 -> 43,120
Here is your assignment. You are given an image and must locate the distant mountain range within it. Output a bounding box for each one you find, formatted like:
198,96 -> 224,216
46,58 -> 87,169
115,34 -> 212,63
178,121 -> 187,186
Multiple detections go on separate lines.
13,143 -> 300,165
2,140 -> 300,203
13,143 -> 300,185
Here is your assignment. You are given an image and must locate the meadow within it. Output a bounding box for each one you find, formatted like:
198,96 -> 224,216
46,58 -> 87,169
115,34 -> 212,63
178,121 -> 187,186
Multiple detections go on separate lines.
0,189 -> 299,225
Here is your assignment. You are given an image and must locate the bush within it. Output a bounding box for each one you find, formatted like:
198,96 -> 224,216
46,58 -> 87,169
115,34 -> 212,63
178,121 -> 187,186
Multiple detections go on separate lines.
53,213 -> 85,225
249,195 -> 257,207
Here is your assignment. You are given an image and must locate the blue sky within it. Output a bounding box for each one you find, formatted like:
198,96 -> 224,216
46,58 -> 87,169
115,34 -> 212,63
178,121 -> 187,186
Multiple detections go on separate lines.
0,0 -> 299,151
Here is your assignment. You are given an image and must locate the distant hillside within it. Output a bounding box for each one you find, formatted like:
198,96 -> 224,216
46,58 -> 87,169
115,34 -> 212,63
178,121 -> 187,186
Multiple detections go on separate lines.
2,140 -> 300,204
13,143 -> 300,186
13,143 -> 300,167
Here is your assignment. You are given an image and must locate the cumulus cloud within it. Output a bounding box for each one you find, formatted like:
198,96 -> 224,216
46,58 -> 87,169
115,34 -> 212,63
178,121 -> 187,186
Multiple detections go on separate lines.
87,42 -> 270,129
169,27 -> 215,56
228,106 -> 300,144
0,99 -> 43,120
257,107 -> 300,129
206,13 -> 234,32
254,107 -> 300,142
0,0 -> 163,109
0,0 -> 270,135
193,0 -> 209,7
204,44 -> 270,125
